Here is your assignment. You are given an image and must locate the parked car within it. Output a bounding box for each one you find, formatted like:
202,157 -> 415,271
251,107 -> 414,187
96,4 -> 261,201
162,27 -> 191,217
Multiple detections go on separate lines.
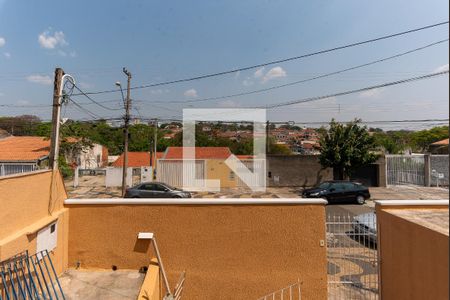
301,180 -> 370,204
124,182 -> 192,198
352,212 -> 377,244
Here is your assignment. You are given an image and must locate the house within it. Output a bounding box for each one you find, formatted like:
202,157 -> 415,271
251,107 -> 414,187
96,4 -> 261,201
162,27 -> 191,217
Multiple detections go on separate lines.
0,136 -> 108,176
0,169 -> 329,299
112,151 -> 164,168
158,147 -> 244,189
62,137 -> 108,169
0,136 -> 50,175
429,138 -> 449,154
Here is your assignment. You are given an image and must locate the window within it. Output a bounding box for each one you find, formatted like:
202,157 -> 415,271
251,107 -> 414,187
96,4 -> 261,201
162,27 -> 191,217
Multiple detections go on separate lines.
154,184 -> 168,191
139,184 -> 154,190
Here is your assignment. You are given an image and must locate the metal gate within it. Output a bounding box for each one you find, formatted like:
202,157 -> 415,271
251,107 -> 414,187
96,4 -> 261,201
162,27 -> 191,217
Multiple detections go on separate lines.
157,159 -> 205,188
0,250 -> 65,300
236,159 -> 266,188
327,214 -> 379,299
386,154 -> 425,186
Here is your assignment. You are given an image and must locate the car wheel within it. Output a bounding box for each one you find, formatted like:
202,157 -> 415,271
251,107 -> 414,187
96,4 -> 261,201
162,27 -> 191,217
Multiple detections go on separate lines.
356,195 -> 365,205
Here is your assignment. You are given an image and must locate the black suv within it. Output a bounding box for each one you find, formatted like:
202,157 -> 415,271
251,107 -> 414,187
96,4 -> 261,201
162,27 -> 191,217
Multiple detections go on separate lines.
301,181 -> 370,204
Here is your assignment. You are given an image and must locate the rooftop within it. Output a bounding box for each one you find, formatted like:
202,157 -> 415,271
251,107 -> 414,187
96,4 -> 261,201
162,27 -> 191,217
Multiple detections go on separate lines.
431,138 -> 449,146
162,146 -> 232,159
0,136 -> 50,162
112,151 -> 164,167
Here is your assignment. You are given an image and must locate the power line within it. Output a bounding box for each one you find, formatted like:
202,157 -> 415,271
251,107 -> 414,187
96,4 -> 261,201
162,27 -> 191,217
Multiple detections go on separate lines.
72,21 -> 449,96
68,97 -> 104,119
72,84 -> 123,111
143,39 -> 449,104
262,70 -> 449,109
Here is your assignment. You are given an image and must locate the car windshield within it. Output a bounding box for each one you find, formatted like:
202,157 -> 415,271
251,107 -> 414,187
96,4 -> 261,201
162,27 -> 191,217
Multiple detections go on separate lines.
318,182 -> 331,189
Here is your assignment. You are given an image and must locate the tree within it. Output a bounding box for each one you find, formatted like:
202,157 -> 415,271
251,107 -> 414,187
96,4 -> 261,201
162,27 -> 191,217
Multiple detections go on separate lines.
410,126 -> 449,152
319,119 -> 378,180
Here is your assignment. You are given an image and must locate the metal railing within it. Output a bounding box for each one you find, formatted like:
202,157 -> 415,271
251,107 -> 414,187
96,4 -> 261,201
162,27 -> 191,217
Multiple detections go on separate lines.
327,214 -> 379,300
0,250 -> 65,300
256,280 -> 301,300
0,163 -> 37,177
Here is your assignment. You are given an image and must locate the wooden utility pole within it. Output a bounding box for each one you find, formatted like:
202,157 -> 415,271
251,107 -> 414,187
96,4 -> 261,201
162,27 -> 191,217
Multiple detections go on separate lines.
49,68 -> 64,169
153,118 -> 158,180
121,68 -> 132,197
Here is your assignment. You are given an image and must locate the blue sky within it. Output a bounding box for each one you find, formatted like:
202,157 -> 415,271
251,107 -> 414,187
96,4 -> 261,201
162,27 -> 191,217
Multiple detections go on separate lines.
0,0 -> 448,129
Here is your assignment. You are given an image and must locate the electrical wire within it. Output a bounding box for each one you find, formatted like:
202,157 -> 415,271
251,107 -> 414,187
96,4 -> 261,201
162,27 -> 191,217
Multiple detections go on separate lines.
262,70 -> 449,109
72,84 -> 124,111
141,39 -> 450,104
71,21 -> 449,96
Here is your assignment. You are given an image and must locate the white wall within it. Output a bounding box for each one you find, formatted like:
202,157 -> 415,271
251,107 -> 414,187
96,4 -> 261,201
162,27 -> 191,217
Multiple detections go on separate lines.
105,167 -> 133,187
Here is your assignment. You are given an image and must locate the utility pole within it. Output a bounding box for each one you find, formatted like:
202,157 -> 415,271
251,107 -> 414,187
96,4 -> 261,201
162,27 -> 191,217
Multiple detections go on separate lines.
153,118 -> 158,180
49,68 -> 64,169
266,120 -> 270,154
121,68 -> 132,197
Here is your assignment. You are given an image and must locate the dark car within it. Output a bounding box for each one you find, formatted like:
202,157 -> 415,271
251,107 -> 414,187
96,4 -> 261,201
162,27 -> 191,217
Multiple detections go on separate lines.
124,182 -> 192,198
301,181 -> 370,204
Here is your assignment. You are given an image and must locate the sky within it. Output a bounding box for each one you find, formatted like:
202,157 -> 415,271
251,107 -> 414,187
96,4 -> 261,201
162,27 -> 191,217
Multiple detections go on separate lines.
0,0 -> 448,129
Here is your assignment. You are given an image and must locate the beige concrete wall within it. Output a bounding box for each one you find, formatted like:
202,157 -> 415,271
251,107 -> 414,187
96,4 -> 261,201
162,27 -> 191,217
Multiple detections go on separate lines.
66,203 -> 328,299
137,258 -> 161,300
0,170 -> 69,274
206,159 -> 236,188
377,206 -> 449,300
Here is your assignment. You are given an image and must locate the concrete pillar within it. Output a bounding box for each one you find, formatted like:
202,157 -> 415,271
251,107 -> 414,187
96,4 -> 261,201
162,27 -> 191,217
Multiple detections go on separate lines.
73,167 -> 79,188
424,154 -> 431,187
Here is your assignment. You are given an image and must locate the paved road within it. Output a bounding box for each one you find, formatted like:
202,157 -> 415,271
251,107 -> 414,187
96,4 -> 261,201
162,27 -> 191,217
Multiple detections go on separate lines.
326,201 -> 374,217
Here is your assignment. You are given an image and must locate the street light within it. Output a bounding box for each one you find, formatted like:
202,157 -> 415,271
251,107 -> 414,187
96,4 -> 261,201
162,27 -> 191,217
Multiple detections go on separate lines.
115,81 -> 126,108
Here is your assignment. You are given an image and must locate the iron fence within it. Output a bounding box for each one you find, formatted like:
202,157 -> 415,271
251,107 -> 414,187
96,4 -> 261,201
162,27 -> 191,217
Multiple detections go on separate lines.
0,250 -> 65,300
327,214 -> 379,300
256,280 -> 301,300
386,154 -> 425,186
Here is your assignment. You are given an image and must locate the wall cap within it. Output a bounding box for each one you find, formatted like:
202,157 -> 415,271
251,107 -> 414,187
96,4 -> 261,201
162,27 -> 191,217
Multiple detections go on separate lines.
65,198 -> 327,205
374,200 -> 449,206
0,169 -> 50,180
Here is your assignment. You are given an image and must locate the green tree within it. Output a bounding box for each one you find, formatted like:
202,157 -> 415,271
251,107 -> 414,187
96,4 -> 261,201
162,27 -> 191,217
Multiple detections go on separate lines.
410,126 -> 449,152
319,119 -> 378,179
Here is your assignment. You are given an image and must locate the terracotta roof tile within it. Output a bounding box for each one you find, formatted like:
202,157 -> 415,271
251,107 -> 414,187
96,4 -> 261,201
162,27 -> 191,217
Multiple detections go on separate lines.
431,138 -> 449,146
0,136 -> 50,162
112,152 -> 164,167
163,147 -> 232,159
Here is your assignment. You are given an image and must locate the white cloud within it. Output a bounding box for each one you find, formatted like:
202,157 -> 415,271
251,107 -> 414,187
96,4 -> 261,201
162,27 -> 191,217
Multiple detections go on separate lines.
0,37 -> 5,47
242,77 -> 253,86
359,88 -> 383,99
184,88 -> 198,98
26,74 -> 52,85
3,52 -> 10,58
262,66 -> 287,83
38,30 -> 67,49
254,67 -> 265,78
434,63 -> 449,73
